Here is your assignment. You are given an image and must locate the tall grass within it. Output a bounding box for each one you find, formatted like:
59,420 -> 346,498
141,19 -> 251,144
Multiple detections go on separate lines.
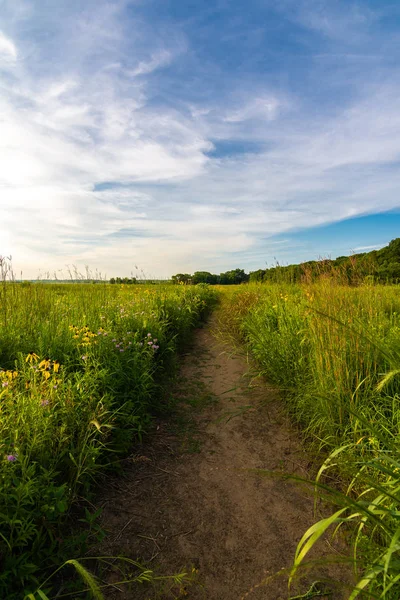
0,280 -> 217,599
223,281 -> 400,598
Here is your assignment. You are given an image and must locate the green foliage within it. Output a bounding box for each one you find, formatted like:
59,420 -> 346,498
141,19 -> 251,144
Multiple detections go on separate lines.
192,271 -> 218,284
171,273 -> 192,284
248,237 -> 400,284
225,282 -> 400,598
109,277 -> 137,284
0,282 -> 218,598
171,268 -> 250,285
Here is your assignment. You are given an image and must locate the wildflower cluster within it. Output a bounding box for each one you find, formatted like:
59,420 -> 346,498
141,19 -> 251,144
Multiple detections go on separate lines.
0,281 -> 216,598
25,353 -> 62,385
69,324 -> 98,346
145,332 -> 159,352
112,331 -> 136,353
0,369 -> 18,391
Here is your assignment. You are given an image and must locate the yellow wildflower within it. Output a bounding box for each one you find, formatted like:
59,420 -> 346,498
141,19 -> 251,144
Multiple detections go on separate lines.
26,352 -> 40,364
39,359 -> 51,371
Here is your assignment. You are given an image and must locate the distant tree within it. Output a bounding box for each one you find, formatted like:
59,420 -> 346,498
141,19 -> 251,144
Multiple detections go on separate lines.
192,271 -> 218,284
171,273 -> 192,284
219,268 -> 249,285
109,277 -> 116,284
249,269 -> 265,283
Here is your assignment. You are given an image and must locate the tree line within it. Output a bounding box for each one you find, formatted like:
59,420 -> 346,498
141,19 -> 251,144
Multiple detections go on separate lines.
248,238 -> 400,284
171,268 -> 249,285
109,238 -> 400,286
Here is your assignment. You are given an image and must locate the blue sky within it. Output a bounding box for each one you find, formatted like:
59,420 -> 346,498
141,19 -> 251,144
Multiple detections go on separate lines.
1,0 -> 400,278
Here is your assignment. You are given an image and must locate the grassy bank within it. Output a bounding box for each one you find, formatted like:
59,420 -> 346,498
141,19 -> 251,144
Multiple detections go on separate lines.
0,282 -> 218,599
222,282 -> 400,598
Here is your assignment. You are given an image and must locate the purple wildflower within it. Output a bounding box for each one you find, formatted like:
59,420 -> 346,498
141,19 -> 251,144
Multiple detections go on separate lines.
40,399 -> 50,407
119,348 -> 124,352
147,333 -> 152,337
147,341 -> 153,346
6,454 -> 17,462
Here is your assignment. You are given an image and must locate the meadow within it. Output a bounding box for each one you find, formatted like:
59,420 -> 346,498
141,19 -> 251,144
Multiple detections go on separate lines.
3,274 -> 400,600
223,281 -> 400,599
0,280 -> 217,599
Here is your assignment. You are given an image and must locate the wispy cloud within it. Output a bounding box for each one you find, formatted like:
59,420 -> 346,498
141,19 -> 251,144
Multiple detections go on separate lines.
129,49 -> 173,77
353,244 -> 386,252
1,0 -> 400,277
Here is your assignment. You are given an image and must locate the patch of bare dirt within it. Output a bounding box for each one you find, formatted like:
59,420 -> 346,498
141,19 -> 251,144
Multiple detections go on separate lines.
96,314 -> 350,599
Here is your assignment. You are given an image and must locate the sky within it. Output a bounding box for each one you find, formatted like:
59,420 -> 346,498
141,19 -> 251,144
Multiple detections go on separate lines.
1,0 -> 400,279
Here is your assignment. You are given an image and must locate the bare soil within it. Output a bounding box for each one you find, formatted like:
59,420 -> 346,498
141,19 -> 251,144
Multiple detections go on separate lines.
96,315 -> 350,599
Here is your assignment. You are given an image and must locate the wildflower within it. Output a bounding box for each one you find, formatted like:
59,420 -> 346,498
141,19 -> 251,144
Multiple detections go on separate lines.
26,352 -> 40,364
53,361 -> 60,373
81,355 -> 87,361
147,333 -> 152,337
39,358 -> 51,371
6,454 -> 17,462
119,348 -> 124,352
147,341 -> 153,346
152,344 -> 159,350
2,381 -> 8,387
40,399 -> 50,406
153,338 -> 158,343
53,385 -> 58,389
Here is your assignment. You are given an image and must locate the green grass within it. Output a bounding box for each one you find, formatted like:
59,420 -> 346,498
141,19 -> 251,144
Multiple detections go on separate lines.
0,281 -> 218,599
222,281 -> 400,598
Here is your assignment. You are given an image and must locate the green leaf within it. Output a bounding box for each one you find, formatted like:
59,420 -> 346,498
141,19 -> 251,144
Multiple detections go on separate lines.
290,507 -> 348,586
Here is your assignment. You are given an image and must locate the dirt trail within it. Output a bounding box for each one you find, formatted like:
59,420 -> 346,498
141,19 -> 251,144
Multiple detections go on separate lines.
98,315 -> 348,599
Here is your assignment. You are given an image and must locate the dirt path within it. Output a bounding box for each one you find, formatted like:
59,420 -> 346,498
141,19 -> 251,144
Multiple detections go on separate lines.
98,315 -> 348,599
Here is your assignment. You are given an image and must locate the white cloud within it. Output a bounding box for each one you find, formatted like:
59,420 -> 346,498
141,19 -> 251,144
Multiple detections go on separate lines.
1,0 -> 400,278
129,49 -> 173,76
0,30 -> 17,61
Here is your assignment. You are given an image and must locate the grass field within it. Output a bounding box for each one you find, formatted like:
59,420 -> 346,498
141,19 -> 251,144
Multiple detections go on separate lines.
0,281 -> 217,599
223,281 -> 400,598
3,278 -> 400,599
